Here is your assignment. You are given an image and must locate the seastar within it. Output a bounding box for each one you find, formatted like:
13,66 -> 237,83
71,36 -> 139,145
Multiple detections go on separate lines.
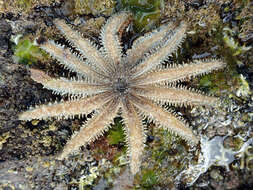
19,12 -> 226,175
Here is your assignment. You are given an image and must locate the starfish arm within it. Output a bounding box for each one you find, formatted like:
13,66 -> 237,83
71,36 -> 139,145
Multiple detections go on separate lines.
58,98 -> 120,160
40,40 -> 107,79
131,22 -> 187,78
29,69 -> 107,96
100,12 -> 131,69
19,92 -> 112,121
122,98 -> 146,175
54,19 -> 111,75
133,85 -> 219,107
133,59 -> 226,85
126,22 -> 175,68
129,94 -> 199,145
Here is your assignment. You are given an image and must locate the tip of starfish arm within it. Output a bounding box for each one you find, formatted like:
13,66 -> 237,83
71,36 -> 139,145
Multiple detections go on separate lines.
30,68 -> 50,84
18,112 -> 30,121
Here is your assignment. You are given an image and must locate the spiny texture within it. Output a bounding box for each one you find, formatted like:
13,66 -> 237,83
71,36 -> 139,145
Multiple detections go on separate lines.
19,12 -> 226,175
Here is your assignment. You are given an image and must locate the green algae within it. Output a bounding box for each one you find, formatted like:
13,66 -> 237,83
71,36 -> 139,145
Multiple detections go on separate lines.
198,72 -> 230,95
223,27 -> 251,56
117,0 -> 163,31
140,169 -> 159,188
13,37 -> 46,65
107,118 -> 125,145
192,2 -> 251,100
197,24 -> 251,98
134,126 -> 193,188
15,0 -> 33,11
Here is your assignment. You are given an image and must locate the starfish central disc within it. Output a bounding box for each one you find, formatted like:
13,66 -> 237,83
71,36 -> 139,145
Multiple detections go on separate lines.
114,78 -> 128,94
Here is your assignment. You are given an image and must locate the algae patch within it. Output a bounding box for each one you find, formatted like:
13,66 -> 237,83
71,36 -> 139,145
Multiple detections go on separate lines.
13,36 -> 46,65
117,0 -> 163,31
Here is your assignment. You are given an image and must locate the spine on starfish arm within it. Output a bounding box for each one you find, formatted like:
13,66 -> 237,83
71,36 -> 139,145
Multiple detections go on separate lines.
53,19 -> 111,76
100,12 -> 131,67
129,94 -> 199,145
132,59 -> 226,85
121,98 -> 146,175
131,21 -> 187,78
57,98 -> 120,160
132,84 -> 220,107
39,40 -> 106,80
28,69 -> 107,97
18,92 -> 113,121
126,21 -> 175,68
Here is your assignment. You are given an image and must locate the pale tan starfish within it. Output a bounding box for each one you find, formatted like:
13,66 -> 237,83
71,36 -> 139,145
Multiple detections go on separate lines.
19,12 -> 226,175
